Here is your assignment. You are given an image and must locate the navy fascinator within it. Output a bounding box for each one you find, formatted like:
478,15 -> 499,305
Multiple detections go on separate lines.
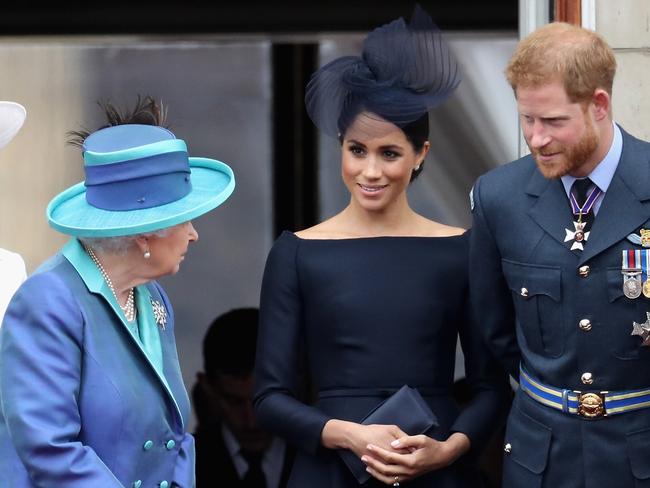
305,5 -> 461,138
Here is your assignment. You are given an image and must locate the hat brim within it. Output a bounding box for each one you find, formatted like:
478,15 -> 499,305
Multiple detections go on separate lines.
47,157 -> 235,237
0,101 -> 26,149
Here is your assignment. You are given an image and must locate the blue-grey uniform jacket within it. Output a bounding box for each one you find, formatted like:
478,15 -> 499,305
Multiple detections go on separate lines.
0,239 -> 194,487
470,127 -> 650,487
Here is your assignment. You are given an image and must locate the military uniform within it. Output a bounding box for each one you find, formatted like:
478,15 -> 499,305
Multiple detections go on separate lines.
470,125 -> 650,487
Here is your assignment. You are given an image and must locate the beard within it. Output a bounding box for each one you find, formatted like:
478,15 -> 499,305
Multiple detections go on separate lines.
530,117 -> 600,179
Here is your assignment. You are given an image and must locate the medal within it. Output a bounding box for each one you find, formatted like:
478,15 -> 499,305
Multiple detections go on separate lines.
564,221 -> 590,251
642,249 -> 650,298
564,183 -> 602,252
622,250 -> 643,299
631,312 -> 650,346
624,274 -> 643,299
644,280 -> 650,299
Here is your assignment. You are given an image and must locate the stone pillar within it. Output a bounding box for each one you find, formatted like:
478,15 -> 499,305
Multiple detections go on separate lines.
595,1 -> 650,140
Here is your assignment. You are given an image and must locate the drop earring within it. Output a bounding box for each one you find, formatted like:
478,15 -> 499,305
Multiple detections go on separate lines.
144,250 -> 151,259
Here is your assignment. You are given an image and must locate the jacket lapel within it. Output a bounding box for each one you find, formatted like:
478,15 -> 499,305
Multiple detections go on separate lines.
140,284 -> 187,428
145,283 -> 190,428
579,130 -> 650,264
524,129 -> 650,263
526,167 -> 575,248
62,239 -> 186,427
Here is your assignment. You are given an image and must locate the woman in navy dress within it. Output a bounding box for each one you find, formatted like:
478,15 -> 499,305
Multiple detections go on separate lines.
253,7 -> 509,487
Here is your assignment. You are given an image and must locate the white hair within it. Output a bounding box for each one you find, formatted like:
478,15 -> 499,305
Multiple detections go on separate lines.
79,227 -> 171,256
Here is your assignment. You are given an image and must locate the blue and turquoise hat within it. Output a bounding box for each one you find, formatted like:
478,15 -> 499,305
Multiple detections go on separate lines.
47,124 -> 235,237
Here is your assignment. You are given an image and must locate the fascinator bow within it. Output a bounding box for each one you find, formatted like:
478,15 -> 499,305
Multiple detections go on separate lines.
305,4 -> 461,138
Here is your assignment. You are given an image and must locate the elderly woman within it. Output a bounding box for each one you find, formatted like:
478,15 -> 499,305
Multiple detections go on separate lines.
0,111 -> 234,487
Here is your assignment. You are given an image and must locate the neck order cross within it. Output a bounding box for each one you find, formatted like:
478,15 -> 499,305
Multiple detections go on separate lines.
85,246 -> 136,322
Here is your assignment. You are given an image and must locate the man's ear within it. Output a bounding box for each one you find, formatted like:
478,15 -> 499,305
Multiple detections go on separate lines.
591,88 -> 611,121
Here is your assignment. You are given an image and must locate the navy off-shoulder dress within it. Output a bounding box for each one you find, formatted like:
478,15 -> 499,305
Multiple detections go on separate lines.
253,231 -> 508,487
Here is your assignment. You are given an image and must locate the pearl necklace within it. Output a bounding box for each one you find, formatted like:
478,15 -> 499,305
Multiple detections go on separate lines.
85,246 -> 136,322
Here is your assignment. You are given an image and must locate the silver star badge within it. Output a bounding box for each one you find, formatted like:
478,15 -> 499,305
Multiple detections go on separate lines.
150,298 -> 167,330
631,312 -> 650,346
564,221 -> 590,251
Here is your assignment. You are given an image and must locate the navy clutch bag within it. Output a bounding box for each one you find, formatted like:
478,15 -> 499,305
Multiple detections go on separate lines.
338,385 -> 439,484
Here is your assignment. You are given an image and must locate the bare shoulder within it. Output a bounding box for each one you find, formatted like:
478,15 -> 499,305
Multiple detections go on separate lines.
417,217 -> 466,237
437,224 -> 467,237
294,216 -> 351,240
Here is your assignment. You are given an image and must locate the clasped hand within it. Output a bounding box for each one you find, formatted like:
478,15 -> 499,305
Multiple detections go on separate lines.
321,420 -> 469,485
321,420 -> 407,460
362,432 -> 470,485
345,423 -> 408,459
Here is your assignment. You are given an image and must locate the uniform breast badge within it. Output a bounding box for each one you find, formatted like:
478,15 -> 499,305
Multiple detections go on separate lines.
626,229 -> 650,247
150,298 -> 167,330
642,229 -> 650,247
622,250 -> 643,299
631,312 -> 650,346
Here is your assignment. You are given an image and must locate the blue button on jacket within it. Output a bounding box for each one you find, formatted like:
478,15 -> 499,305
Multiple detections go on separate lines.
0,244 -> 195,487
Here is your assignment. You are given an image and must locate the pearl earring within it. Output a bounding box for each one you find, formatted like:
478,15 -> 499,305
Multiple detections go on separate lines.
144,250 -> 151,259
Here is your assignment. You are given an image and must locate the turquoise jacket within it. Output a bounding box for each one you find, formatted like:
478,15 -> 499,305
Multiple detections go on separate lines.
0,239 -> 194,487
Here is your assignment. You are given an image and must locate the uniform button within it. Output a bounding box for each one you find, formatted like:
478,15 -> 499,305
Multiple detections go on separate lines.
504,443 -> 512,454
581,372 -> 594,385
143,440 -> 154,451
579,319 -> 592,331
520,287 -> 529,297
133,481 -> 142,488
578,265 -> 590,277
166,439 -> 176,450
160,481 -> 169,488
